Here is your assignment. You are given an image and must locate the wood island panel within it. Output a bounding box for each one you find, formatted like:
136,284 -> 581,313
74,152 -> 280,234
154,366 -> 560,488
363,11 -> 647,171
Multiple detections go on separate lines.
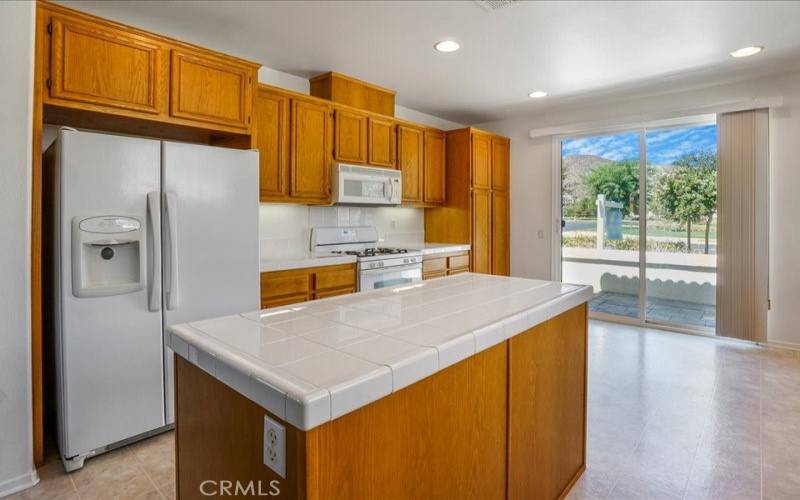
508,303 -> 588,500
312,342 -> 508,500
175,356 -> 311,500
174,303 -> 587,500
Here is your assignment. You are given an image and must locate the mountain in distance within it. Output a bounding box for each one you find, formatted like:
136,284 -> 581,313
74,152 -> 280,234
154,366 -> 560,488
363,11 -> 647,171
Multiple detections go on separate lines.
561,155 -> 612,204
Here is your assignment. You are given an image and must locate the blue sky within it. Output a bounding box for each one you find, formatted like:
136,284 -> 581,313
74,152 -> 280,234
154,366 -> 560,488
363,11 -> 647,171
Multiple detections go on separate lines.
562,124 -> 717,165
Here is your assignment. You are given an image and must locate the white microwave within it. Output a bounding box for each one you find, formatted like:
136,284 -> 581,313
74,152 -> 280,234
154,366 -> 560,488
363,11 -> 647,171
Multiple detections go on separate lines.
331,163 -> 402,206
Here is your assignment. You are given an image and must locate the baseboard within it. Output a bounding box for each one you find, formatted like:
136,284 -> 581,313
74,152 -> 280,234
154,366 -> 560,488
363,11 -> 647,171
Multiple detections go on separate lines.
761,339 -> 800,352
0,469 -> 39,498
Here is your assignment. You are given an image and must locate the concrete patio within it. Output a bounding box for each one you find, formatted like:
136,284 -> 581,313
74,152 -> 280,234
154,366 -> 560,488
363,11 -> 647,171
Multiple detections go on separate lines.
589,291 -> 716,329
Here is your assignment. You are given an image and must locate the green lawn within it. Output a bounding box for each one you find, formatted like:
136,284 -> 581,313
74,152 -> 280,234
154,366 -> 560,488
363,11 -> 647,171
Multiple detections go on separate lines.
566,218 -> 717,239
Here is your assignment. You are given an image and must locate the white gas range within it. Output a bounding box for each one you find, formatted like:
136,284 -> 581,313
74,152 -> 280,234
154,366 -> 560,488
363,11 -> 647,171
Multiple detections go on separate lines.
310,226 -> 422,291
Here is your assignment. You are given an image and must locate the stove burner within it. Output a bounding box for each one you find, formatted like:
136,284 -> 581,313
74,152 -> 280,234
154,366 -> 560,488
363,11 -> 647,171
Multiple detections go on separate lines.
329,247 -> 411,258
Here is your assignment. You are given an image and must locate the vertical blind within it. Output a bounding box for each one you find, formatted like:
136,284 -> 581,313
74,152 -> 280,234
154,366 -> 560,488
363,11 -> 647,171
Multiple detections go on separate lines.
716,109 -> 769,342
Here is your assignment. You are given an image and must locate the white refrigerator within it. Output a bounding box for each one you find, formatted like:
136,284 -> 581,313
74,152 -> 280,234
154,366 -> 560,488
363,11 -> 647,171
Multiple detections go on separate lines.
47,128 -> 259,471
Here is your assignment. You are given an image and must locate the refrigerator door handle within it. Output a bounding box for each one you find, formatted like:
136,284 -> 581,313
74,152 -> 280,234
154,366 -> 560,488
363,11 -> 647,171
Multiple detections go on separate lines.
164,191 -> 179,310
146,191 -> 161,312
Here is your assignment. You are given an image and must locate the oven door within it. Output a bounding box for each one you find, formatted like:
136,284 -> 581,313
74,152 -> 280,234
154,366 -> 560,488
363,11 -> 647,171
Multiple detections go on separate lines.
359,264 -> 422,291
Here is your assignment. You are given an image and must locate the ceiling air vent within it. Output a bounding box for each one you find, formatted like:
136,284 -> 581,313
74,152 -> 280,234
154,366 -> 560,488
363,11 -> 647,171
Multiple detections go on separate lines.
475,0 -> 518,11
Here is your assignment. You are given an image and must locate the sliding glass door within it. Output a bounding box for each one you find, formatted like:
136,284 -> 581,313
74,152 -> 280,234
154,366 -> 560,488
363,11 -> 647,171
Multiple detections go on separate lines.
561,131 -> 642,320
559,122 -> 717,332
644,125 -> 717,330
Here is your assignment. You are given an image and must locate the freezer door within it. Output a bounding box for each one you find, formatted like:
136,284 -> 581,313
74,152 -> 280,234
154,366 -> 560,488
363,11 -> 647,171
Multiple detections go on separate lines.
55,129 -> 165,459
162,141 -> 260,422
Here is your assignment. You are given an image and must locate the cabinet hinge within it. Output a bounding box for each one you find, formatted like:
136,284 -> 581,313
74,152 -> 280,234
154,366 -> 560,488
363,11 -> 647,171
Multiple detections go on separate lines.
46,78 -> 51,89
47,22 -> 52,35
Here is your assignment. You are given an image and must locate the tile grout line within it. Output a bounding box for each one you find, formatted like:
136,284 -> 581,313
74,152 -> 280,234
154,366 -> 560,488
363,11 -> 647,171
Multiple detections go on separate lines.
134,449 -> 167,500
679,374 -> 719,499
602,404 -> 654,500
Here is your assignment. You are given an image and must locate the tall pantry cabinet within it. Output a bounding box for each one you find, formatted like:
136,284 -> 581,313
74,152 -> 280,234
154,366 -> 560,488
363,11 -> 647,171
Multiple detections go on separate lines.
425,128 -> 510,275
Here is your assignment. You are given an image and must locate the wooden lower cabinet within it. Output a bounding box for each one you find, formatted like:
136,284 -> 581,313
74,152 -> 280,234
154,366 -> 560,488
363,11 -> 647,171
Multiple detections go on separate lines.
261,263 -> 356,308
175,303 -> 587,500
314,287 -> 354,300
422,251 -> 470,280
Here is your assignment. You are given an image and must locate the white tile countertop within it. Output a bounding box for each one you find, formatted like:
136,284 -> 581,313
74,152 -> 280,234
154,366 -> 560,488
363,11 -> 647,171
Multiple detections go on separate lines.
167,273 -> 592,431
405,243 -> 471,255
260,254 -> 357,272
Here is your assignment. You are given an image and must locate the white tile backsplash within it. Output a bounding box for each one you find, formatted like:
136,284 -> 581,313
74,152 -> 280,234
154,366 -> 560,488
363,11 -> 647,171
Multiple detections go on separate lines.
260,203 -> 424,259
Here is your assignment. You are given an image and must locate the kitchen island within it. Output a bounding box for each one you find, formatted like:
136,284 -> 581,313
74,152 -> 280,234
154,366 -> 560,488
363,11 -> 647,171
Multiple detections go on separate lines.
168,273 -> 592,500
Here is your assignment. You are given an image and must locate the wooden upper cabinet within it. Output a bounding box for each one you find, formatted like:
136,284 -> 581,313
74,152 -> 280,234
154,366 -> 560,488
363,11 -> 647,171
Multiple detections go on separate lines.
491,191 -> 510,276
48,16 -> 167,115
368,117 -> 396,168
397,125 -> 424,203
471,133 -> 491,189
472,189 -> 492,274
491,137 -> 510,191
253,89 -> 289,200
334,109 -> 368,164
291,98 -> 332,200
170,49 -> 254,130
424,129 -> 446,204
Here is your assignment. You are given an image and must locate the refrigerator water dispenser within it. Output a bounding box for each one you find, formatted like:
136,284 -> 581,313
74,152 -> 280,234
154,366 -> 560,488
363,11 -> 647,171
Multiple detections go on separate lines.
72,216 -> 145,297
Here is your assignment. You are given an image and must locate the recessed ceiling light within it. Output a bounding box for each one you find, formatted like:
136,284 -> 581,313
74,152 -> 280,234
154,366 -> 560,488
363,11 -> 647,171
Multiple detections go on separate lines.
528,91 -> 548,98
434,40 -> 460,53
730,46 -> 763,58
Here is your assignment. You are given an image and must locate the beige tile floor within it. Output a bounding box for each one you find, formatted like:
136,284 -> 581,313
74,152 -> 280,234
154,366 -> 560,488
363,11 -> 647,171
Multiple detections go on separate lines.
568,321 -> 800,500
11,320 -> 800,500
9,430 -> 174,500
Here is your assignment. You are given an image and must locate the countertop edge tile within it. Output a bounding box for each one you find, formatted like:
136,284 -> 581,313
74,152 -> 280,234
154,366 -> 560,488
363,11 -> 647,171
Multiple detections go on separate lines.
436,333 -> 477,370
416,243 -> 472,256
285,388 -> 331,430
387,347 -> 439,391
328,366 -> 393,420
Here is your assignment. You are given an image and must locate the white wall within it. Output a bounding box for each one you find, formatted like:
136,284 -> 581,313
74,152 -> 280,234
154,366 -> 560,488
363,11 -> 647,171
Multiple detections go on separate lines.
260,204 -> 424,259
0,0 -> 38,495
477,70 -> 800,348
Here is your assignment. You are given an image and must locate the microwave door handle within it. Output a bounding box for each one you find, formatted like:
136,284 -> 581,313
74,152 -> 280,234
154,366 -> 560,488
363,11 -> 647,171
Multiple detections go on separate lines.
385,179 -> 394,200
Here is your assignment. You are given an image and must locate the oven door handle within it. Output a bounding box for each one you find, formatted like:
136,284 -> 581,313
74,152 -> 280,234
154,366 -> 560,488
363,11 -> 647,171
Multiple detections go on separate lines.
360,263 -> 422,275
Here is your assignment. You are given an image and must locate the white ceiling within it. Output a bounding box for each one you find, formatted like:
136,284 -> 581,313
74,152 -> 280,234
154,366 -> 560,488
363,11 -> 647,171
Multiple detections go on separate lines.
62,1 -> 800,124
